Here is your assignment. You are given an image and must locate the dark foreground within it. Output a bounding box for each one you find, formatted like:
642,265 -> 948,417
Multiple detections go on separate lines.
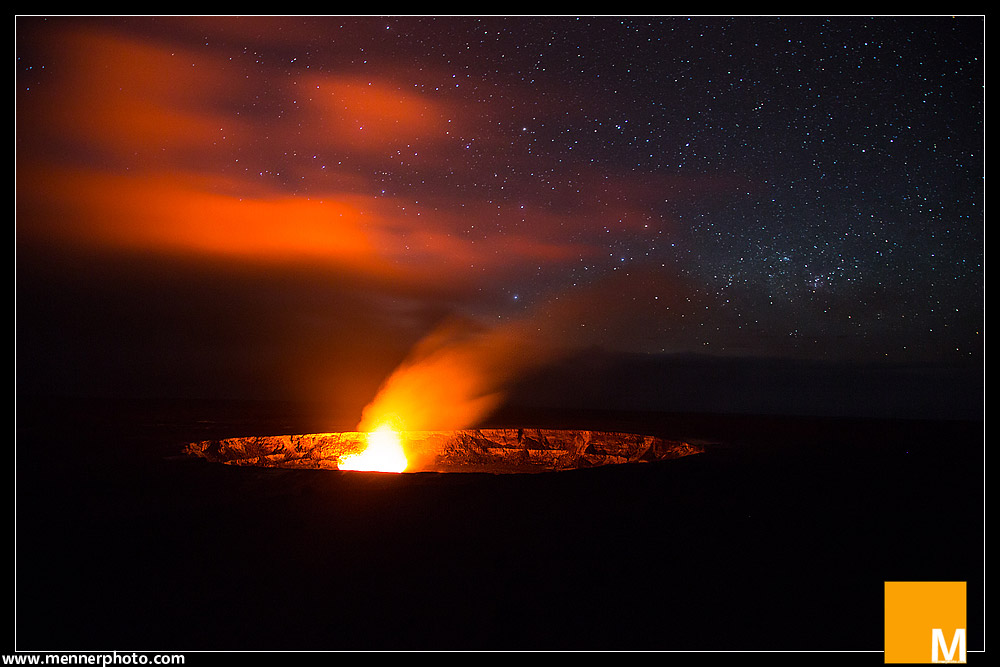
14,397 -> 984,655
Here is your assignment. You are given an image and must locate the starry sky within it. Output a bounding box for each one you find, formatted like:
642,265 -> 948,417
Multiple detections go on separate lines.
16,16 -> 984,420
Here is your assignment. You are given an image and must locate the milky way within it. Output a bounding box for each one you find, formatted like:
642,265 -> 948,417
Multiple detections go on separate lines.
16,16 -> 984,415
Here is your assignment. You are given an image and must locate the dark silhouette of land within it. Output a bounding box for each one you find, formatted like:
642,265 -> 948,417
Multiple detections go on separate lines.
14,396 -> 983,653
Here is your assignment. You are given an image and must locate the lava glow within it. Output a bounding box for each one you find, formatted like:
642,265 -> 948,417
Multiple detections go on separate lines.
337,423 -> 408,473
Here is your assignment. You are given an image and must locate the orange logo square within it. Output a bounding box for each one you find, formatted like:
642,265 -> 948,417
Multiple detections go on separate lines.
884,581 -> 966,663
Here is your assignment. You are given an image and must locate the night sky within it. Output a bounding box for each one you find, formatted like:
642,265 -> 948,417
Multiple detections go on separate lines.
15,16 -> 984,422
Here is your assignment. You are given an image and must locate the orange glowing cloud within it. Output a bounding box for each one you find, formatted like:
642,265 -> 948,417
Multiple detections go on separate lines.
17,166 -> 395,273
17,161 -> 596,286
354,265 -> 693,434
360,198 -> 598,277
15,22 -> 630,289
21,25 -> 238,161
356,315 -> 559,433
300,74 -> 454,154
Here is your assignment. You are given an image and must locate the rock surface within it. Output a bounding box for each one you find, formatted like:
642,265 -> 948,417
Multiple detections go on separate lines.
184,428 -> 703,473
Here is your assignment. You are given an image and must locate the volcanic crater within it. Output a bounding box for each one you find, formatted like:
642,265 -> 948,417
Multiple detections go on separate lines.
184,428 -> 704,474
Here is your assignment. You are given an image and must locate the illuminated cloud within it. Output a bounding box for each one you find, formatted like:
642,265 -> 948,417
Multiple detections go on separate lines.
19,25 -> 237,161
357,314 -> 560,432
299,73 -> 454,153
16,22 -> 609,292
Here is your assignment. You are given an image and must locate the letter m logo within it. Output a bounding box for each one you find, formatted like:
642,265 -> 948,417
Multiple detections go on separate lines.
931,628 -> 966,663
